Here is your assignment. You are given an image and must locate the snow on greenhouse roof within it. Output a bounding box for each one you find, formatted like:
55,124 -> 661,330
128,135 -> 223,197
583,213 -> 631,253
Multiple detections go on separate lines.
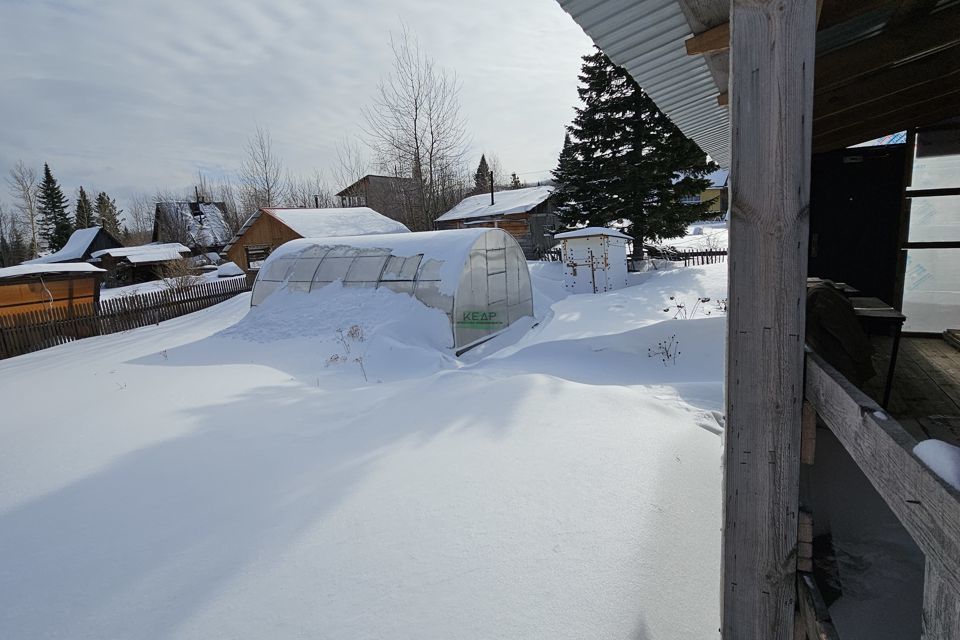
269,229 -> 493,295
23,227 -> 104,264
435,186 -> 554,223
0,263 -> 105,279
555,227 -> 632,240
90,243 -> 190,265
266,207 -> 410,237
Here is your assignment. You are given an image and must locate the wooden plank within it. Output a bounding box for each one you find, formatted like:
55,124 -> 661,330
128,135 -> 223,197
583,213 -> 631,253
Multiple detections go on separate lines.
805,352 -> 960,599
796,573 -> 841,640
801,401 -> 817,465
685,21 -> 729,56
923,558 -> 960,639
723,1 -> 816,637
797,511 -> 814,573
816,5 -> 960,92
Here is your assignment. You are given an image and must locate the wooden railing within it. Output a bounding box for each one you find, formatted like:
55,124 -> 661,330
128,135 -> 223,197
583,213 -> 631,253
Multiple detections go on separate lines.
801,351 -> 960,639
0,277 -> 251,360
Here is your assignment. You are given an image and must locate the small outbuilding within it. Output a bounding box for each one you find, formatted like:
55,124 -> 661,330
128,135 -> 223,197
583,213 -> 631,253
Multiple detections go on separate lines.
0,263 -> 105,318
89,243 -> 192,286
223,207 -> 411,272
252,228 -> 533,348
434,185 -> 558,259
23,226 -> 122,265
555,227 -> 630,294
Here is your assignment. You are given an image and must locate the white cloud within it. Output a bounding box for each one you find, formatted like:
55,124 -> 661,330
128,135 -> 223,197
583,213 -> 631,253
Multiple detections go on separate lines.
0,0 -> 592,209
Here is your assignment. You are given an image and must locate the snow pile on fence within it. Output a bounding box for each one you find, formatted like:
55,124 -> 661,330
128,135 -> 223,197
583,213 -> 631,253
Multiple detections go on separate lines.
0,261 -> 727,639
915,439 -> 960,490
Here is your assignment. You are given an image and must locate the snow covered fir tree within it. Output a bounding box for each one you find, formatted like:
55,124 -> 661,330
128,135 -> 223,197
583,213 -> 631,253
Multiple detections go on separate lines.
552,48 -> 717,248
36,163 -> 73,252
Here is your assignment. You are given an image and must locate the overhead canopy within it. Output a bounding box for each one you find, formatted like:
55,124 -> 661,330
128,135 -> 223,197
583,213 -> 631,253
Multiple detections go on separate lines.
90,243 -> 190,265
556,0 -> 960,164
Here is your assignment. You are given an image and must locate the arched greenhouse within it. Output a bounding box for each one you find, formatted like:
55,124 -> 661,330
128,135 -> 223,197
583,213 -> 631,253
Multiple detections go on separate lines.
251,228 -> 534,348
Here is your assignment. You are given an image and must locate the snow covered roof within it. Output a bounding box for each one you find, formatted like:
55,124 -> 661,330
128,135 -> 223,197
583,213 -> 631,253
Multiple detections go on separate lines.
435,185 -> 555,223
0,263 -> 105,280
705,169 -> 728,189
265,207 -> 410,238
555,227 -> 632,240
155,202 -> 233,248
90,243 -> 191,265
23,227 -> 106,264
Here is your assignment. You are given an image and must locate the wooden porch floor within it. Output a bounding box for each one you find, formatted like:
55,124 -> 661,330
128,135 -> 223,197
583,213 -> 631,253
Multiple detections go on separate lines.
863,335 -> 960,445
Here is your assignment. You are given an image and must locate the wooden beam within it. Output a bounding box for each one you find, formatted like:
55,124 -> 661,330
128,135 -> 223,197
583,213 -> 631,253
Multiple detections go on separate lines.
805,352 -> 960,598
796,573 -> 841,640
815,83 -> 960,142
923,559 -> 960,639
685,22 -> 729,56
814,45 -> 960,121
816,5 -> 960,92
723,1 -> 817,637
813,88 -> 960,152
801,401 -> 817,465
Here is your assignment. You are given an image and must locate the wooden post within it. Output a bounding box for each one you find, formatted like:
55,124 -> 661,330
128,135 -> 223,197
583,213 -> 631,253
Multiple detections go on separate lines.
923,559 -> 960,639
723,0 -> 817,637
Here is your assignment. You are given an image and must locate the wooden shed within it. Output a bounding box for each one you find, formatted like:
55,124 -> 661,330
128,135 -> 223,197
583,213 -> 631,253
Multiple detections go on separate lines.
557,0 -> 960,637
0,263 -> 104,318
434,186 -> 558,260
222,207 -> 410,272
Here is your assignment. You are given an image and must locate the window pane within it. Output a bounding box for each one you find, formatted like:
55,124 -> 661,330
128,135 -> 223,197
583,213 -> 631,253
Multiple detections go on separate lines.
345,255 -> 388,282
908,196 -> 960,242
903,249 -> 960,332
313,257 -> 354,283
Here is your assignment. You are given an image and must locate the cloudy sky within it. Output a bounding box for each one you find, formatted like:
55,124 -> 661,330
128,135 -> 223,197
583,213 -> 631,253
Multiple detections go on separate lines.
0,0 -> 593,210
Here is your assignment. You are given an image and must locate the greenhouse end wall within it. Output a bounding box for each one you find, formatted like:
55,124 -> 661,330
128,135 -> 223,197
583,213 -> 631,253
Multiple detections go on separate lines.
251,228 -> 534,348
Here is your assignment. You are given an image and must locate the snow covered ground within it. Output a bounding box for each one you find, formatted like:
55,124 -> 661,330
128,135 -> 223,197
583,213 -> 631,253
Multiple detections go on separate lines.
655,220 -> 728,251
0,261 -> 727,639
100,271 -> 246,299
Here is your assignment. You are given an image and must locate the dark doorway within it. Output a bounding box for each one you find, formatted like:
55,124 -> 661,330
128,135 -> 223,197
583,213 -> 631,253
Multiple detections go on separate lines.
809,145 -> 907,305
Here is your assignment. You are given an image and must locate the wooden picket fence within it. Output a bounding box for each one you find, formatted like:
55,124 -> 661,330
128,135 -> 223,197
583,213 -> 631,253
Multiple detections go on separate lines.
0,277 -> 251,360
645,246 -> 728,266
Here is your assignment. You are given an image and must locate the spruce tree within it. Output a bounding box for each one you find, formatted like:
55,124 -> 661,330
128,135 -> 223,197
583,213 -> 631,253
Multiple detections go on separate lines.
509,172 -> 523,189
74,186 -> 95,229
95,191 -> 123,237
552,48 -> 717,246
473,155 -> 490,194
37,163 -> 73,251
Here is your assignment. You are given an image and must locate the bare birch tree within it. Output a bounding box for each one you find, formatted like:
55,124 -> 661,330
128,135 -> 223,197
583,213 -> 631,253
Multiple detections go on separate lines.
362,27 -> 469,230
125,192 -> 155,245
240,126 -> 284,209
6,160 -> 40,258
286,170 -> 334,208
331,138 -> 370,195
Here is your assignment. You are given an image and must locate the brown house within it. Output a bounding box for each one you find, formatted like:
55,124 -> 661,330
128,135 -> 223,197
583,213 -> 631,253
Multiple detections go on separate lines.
0,263 -> 104,318
434,185 -> 558,259
223,207 -> 410,271
335,175 -> 418,224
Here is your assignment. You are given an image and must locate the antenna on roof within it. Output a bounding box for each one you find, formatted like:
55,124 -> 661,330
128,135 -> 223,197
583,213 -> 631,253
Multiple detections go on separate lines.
490,171 -> 494,206
314,195 -> 320,208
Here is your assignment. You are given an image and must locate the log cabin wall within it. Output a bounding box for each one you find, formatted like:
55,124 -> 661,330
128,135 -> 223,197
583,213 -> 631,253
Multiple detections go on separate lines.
225,213 -> 301,271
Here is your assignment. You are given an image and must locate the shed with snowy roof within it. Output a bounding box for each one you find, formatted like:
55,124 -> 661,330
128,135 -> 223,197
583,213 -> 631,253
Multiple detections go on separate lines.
89,243 -> 192,287
223,207 -> 411,272
555,227 -> 630,294
23,226 -> 121,265
251,228 -> 533,349
435,185 -> 558,260
0,263 -> 105,319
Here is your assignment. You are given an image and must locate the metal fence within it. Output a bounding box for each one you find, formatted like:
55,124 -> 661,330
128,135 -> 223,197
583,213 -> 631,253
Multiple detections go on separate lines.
0,277 -> 251,360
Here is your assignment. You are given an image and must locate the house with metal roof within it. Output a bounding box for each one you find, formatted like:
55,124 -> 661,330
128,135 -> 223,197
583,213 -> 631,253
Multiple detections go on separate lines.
557,0 -> 960,637
435,185 -> 558,259
22,226 -> 121,265
153,201 -> 233,254
223,207 -> 411,271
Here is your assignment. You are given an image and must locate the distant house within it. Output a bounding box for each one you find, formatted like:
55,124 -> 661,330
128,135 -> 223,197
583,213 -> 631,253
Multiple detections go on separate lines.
434,185 -> 558,259
153,202 -> 233,253
0,263 -> 105,318
335,175 -> 418,224
89,243 -> 192,287
223,207 -> 411,271
679,169 -> 729,216
23,226 -> 121,265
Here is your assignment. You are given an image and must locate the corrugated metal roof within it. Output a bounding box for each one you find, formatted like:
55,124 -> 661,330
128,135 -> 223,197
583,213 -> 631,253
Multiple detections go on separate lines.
557,0 -> 730,167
